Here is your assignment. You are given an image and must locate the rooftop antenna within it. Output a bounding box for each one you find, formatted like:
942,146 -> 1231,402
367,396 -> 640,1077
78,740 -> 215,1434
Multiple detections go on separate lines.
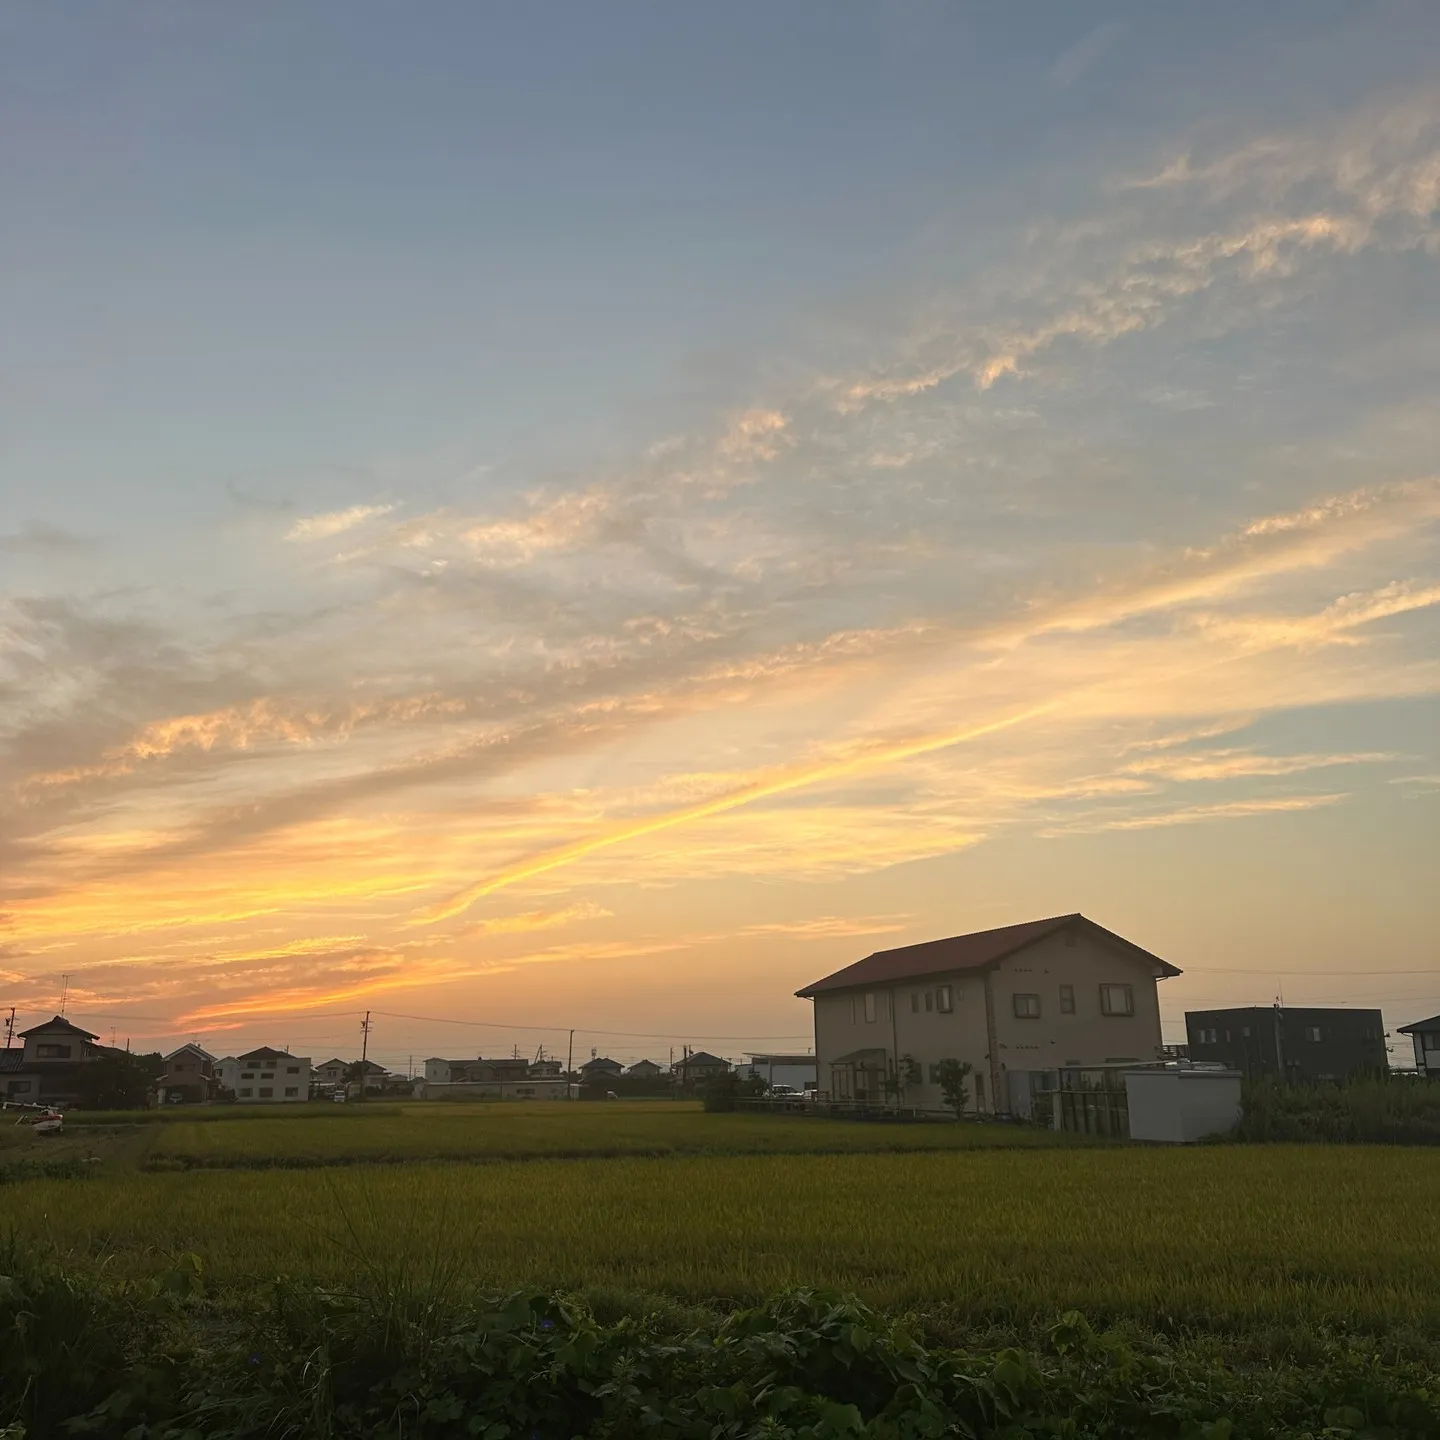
59,975 -> 69,1017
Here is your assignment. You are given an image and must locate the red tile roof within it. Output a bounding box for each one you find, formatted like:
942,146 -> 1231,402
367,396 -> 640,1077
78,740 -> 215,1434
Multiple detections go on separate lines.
795,913 -> 1180,997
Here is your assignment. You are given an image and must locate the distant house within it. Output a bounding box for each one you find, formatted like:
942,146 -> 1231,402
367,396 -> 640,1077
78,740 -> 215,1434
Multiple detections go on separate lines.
1398,1015 -> 1440,1076
156,1044 -> 216,1105
797,914 -> 1179,1115
427,1056 -> 529,1085
420,1055 -> 565,1100
625,1059 -> 665,1079
3,1016 -> 127,1107
1186,1007 -> 1387,1082
530,1058 -> 565,1078
314,1057 -> 390,1092
216,1047 -> 312,1103
579,1056 -> 623,1079
673,1052 -> 731,1089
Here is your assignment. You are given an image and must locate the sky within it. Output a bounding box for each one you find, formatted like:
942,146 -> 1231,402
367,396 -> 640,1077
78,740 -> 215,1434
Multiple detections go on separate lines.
2,1 -> 1438,1072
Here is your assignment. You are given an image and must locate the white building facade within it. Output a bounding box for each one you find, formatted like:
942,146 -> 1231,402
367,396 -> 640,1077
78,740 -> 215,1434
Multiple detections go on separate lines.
216,1047 -> 312,1102
798,914 -> 1179,1115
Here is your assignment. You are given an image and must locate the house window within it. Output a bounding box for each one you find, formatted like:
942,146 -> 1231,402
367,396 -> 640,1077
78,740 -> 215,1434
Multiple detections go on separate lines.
8,1080 -> 32,1094
911,992 -> 919,1013
283,1087 -> 298,1098
287,1066 -> 299,1074
864,993 -> 877,1024
1013,993 -> 1041,1019
1099,984 -> 1134,1017
517,1086 -> 534,1096
238,1087 -> 252,1098
258,1087 -> 274,1098
261,1071 -> 274,1079
35,1043 -> 71,1059
936,985 -> 953,1014
1196,1027 -> 1218,1045
924,991 -> 933,1012
850,997 -> 857,1024
974,1073 -> 986,1104
1240,1027 -> 1251,1039
1305,1026 -> 1323,1043
927,1063 -> 941,1083
241,1072 -> 255,1080
1059,984 -> 1075,1014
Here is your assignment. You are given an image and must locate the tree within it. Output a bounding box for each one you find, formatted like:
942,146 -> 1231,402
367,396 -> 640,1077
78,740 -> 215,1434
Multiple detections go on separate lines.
75,1051 -> 162,1111
934,1059 -> 973,1120
884,1054 -> 922,1105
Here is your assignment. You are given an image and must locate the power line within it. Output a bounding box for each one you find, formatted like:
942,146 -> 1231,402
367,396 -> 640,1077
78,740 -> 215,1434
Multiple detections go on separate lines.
369,1008 -> 811,1041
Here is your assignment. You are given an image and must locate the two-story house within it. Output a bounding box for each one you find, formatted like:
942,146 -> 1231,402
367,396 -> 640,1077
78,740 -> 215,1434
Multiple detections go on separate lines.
3,1016 -> 120,1106
156,1043 -> 217,1104
796,913 -> 1180,1115
216,1047 -> 312,1103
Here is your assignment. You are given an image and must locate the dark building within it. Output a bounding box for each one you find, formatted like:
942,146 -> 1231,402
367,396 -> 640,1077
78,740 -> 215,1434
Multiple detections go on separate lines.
3,1016 -> 133,1106
1398,1015 -> 1440,1076
1185,1006 -> 1387,1082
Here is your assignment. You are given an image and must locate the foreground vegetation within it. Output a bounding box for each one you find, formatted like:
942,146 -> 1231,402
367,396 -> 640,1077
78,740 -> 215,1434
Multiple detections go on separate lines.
5,1241 -> 1436,1439
141,1099 -> 1080,1168
6,1100 -> 1440,1435
7,1144 -> 1437,1357
1238,1076 -> 1440,1144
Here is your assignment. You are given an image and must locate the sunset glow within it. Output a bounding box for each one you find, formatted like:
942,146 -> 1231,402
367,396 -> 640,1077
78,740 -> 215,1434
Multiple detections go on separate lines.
3,6 -> 1436,1071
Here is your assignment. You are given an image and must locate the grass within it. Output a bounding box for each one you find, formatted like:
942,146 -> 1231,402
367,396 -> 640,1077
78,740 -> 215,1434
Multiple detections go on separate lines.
61,1101 -> 409,1126
6,1142 -> 1437,1354
142,1099 -> 1083,1168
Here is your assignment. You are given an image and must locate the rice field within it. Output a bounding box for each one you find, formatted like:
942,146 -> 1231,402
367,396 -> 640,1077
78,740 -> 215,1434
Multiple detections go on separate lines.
141,1099 -> 1082,1168
8,1143 -> 1438,1346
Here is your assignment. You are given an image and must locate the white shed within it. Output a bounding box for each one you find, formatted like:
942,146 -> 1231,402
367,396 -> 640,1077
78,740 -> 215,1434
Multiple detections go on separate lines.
1123,1066 -> 1241,1143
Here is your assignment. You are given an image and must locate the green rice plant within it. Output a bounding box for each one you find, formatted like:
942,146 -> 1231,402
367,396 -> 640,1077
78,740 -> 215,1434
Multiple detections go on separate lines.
5,1145 -> 1438,1355
144,1099 -> 1083,1169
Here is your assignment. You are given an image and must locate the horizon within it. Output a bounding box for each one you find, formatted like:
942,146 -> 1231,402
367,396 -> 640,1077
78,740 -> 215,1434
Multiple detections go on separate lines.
3,2 -> 1437,1072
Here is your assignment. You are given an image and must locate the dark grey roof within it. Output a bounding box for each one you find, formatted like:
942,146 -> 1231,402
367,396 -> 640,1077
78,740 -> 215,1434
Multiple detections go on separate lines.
832,1047 -> 888,1066
1399,1015 -> 1440,1035
18,1015 -> 99,1041
681,1052 -> 729,1068
0,1050 -> 28,1074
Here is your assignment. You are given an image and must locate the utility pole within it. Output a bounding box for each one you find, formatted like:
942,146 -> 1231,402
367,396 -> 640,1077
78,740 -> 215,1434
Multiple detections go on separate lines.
59,975 -> 69,1017
1273,1000 -> 1286,1083
359,1011 -> 372,1101
566,1029 -> 574,1099
3,1008 -> 15,1050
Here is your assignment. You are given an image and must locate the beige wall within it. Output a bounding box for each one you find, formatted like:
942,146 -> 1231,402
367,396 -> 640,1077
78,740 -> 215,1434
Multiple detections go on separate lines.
810,928 -> 1168,1113
991,930 -> 1164,1079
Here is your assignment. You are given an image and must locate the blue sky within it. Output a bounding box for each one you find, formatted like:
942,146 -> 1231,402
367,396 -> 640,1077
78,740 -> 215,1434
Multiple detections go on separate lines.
1,3 -> 1437,1066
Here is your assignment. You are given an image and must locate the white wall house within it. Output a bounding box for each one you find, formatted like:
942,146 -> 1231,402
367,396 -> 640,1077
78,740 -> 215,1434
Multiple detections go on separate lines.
216,1046 -> 312,1102
797,913 -> 1180,1115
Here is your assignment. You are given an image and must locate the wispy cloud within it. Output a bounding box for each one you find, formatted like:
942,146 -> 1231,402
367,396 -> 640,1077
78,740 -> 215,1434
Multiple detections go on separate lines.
4,87 -> 1438,1037
286,504 -> 395,541
1043,793 -> 1350,836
